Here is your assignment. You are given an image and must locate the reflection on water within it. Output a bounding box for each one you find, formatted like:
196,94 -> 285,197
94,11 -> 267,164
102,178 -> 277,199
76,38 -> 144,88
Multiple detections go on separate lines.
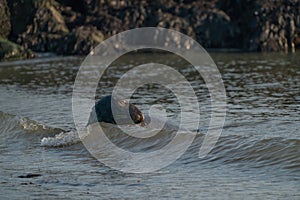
0,52 -> 299,199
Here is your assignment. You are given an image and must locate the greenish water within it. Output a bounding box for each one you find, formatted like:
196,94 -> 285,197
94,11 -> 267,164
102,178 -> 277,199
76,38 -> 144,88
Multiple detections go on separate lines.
0,52 -> 299,199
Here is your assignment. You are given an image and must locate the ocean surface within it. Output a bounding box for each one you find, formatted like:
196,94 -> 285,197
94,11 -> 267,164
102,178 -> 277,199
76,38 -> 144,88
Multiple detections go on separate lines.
0,52 -> 299,199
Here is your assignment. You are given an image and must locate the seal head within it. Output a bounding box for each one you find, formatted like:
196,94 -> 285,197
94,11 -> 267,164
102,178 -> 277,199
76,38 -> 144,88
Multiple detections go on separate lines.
88,95 -> 144,125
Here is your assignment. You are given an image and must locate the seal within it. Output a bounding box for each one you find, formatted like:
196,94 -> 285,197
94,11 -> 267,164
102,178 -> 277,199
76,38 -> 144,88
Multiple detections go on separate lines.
87,95 -> 144,125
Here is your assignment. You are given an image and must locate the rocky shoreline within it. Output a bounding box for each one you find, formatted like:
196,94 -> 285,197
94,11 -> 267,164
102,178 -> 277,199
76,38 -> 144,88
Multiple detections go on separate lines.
1,0 -> 299,61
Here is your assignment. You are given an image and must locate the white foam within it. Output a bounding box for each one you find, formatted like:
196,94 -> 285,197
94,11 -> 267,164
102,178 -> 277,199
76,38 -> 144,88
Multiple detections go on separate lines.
40,130 -> 81,147
20,117 -> 49,131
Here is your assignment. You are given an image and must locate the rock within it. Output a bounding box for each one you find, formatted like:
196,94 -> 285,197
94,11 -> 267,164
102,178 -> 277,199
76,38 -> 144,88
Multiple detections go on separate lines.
157,11 -> 195,39
33,0 -> 69,34
7,0 -> 36,40
193,9 -> 239,48
18,173 -> 42,178
58,26 -> 104,54
18,0 -> 69,52
0,0 -> 11,38
216,0 -> 300,52
0,0 -> 35,61
17,0 -> 103,55
0,37 -> 34,61
6,0 -> 300,55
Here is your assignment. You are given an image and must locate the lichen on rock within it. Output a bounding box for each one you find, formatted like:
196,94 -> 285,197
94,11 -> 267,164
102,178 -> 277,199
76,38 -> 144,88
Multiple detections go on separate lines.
0,38 -> 34,61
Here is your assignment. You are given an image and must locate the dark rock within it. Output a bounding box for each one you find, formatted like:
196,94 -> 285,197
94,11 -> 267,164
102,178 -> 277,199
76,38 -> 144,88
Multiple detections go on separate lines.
19,0 -> 69,37
220,0 -> 300,52
58,26 -> 104,54
18,173 -> 42,178
5,0 -> 300,55
0,0 -> 35,61
193,9 -> 239,48
0,0 -> 11,38
7,0 -> 36,41
17,0 -> 103,55
0,37 -> 34,61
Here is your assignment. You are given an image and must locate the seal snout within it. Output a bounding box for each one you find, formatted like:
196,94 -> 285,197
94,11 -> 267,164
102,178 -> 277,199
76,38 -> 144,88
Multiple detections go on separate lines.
135,112 -> 144,124
129,103 -> 144,124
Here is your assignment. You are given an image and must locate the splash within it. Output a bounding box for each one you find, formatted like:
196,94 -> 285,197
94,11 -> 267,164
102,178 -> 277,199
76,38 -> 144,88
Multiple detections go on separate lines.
40,130 -> 81,147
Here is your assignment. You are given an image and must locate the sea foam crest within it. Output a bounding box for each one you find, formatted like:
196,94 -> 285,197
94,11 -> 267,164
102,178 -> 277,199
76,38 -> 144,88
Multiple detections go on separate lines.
41,130 -> 81,147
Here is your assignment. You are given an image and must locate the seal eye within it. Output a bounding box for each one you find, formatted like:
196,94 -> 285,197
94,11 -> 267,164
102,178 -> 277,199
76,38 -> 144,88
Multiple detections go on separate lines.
118,100 -> 127,107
